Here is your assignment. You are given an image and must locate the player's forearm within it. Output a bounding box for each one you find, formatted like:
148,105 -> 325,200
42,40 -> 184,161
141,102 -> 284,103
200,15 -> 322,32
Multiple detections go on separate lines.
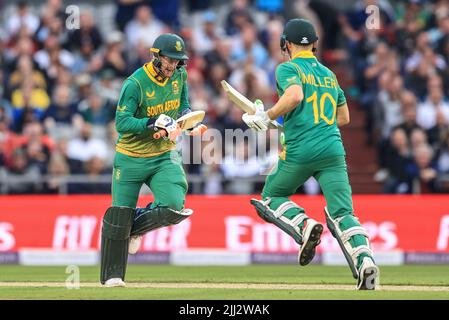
337,103 -> 350,127
267,91 -> 302,120
116,112 -> 149,134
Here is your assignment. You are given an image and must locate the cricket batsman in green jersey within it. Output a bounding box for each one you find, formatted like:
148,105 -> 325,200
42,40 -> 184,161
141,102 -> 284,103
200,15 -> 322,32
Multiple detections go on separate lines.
100,33 -> 206,287
242,19 -> 380,290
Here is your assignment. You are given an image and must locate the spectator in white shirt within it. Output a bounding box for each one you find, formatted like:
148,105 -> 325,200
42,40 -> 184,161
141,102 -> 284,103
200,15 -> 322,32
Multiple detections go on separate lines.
67,122 -> 108,162
6,1 -> 40,37
124,5 -> 166,49
417,75 -> 449,129
192,11 -> 225,55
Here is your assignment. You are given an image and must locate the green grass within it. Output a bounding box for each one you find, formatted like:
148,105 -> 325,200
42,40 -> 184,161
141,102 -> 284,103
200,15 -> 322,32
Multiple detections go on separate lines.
1,265 -> 449,300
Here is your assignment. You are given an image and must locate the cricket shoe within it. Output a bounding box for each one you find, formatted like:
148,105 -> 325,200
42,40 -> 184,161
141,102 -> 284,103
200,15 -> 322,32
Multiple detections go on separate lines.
128,235 -> 142,255
104,278 -> 126,288
298,218 -> 323,266
356,257 -> 380,290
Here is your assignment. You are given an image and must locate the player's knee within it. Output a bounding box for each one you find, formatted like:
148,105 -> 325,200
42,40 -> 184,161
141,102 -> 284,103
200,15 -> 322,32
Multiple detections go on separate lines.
161,197 -> 185,212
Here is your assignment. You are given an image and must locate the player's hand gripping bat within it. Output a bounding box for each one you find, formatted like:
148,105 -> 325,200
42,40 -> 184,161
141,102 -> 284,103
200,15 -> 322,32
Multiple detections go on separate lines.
153,110 -> 207,139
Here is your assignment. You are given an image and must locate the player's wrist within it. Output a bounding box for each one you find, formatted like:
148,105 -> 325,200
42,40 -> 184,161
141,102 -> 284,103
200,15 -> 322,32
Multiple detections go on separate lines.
266,109 -> 275,121
146,118 -> 156,128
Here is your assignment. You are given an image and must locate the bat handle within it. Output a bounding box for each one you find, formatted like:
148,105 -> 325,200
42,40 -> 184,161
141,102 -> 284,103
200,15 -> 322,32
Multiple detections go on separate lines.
153,129 -> 167,139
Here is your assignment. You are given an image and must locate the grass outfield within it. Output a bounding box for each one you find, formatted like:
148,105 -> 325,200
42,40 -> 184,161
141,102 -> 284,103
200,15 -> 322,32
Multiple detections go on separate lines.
0,265 -> 449,299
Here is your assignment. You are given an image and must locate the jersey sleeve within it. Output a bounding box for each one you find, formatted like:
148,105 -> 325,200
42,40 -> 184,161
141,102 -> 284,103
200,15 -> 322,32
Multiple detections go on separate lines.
275,62 -> 302,93
178,68 -> 192,116
334,75 -> 347,107
115,78 -> 149,134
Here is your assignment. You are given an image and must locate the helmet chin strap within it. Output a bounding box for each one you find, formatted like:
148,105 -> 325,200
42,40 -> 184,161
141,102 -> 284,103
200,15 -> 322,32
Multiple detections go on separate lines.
153,54 -> 176,82
152,54 -> 183,81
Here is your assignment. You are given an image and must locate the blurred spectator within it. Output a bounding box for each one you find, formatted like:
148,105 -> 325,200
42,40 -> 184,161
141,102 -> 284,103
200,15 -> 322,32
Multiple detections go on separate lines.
78,93 -> 113,125
229,62 -> 270,99
35,9 -> 65,45
427,110 -> 449,147
43,85 -> 80,131
7,54 -> 47,96
395,91 -> 421,138
43,151 -> 70,194
66,122 -> 108,163
68,156 -> 111,194
6,1 -> 40,38
224,0 -> 254,36
100,32 -> 129,78
406,143 -> 440,193
55,137 -> 83,174
124,5 -> 166,49
192,11 -> 225,55
92,68 -> 122,109
4,148 -> 42,194
383,128 -> 412,194
416,75 -> 449,130
437,132 -> 449,174
150,0 -> 180,29
115,0 -> 148,32
10,76 -> 50,130
34,33 -> 75,71
374,72 -> 404,181
67,10 -> 103,53
221,140 -> 262,194
230,23 -> 269,69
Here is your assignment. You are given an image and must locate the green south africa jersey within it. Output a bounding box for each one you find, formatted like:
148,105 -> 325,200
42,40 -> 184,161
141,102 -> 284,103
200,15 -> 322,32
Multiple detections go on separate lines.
115,62 -> 190,157
276,50 -> 347,163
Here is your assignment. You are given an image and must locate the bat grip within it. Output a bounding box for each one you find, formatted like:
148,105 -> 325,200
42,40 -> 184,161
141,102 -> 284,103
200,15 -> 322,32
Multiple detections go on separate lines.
153,128 -> 167,139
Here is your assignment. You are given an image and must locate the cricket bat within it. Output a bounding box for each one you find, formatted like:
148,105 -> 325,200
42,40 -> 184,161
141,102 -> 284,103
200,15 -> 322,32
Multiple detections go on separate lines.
153,110 -> 206,139
221,80 -> 282,129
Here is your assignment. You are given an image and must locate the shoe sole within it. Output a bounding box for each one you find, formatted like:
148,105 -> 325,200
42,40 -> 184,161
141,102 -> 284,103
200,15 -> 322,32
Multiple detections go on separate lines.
299,223 -> 323,266
104,282 -> 126,288
357,265 -> 379,290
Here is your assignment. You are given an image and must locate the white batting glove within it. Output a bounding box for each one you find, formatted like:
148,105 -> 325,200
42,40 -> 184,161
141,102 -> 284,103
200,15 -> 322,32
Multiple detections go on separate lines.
154,114 -> 180,140
242,99 -> 271,132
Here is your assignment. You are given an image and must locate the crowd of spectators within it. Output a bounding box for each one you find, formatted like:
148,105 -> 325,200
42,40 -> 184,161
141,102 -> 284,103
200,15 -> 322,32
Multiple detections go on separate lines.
1,0 -> 449,195
343,0 -> 449,193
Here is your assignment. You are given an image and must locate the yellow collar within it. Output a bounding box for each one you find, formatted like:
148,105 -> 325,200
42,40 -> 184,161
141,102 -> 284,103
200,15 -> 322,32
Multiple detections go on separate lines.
143,62 -> 168,86
291,51 -> 316,59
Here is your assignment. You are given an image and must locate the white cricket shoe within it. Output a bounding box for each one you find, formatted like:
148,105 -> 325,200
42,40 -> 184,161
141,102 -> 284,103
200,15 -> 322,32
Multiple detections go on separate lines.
298,218 -> 323,266
356,257 -> 380,290
128,235 -> 142,254
104,278 -> 126,287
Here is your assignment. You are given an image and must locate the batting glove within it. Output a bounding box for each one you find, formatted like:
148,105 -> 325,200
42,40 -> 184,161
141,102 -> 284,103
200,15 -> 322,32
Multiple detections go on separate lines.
242,99 -> 271,132
154,114 -> 181,141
